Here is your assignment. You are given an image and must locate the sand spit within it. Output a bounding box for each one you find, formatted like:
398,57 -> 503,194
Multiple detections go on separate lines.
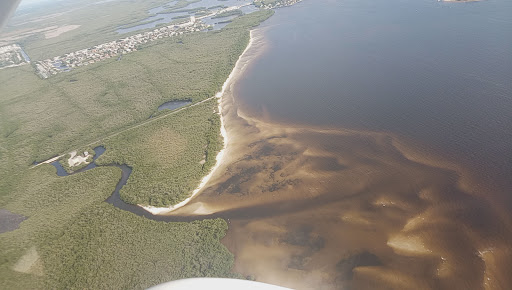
139,31 -> 258,215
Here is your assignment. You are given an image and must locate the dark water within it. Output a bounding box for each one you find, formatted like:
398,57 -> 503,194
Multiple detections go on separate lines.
236,0 -> 512,199
160,0 -> 512,288
49,147 -> 145,217
44,1 -> 512,287
116,0 -> 256,34
44,1 -> 510,288
49,147 -> 191,221
157,100 -> 192,111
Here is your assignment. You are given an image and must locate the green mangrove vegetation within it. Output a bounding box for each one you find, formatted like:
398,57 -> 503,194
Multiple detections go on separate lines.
212,9 -> 244,19
6,0 -> 174,61
1,18 -> 256,170
166,6 -> 208,14
0,165 -> 237,289
97,99 -> 223,206
0,9 -> 274,289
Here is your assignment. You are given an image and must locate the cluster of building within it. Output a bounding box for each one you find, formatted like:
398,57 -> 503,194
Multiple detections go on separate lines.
254,0 -> 302,9
35,17 -> 208,79
0,44 -> 30,70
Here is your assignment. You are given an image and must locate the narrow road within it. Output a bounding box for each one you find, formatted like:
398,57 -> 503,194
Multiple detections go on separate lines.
31,96 -> 217,168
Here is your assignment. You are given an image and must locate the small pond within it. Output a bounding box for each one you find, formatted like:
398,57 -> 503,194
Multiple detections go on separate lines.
158,100 -> 192,111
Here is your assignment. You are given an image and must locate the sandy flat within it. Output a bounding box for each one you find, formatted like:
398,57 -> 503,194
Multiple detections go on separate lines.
44,25 -> 81,39
67,150 -> 90,167
13,246 -> 43,276
0,26 -> 58,46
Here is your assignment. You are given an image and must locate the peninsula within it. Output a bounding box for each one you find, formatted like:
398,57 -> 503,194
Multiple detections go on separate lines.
0,2 -> 276,288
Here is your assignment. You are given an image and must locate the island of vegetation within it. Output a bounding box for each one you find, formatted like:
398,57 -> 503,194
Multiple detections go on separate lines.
211,9 -> 244,19
0,0 -> 275,287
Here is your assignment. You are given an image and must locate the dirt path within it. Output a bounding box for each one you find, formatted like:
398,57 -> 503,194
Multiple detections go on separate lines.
31,96 -> 216,168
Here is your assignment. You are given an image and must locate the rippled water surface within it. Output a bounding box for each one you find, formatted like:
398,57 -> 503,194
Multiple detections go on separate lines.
165,0 -> 512,288
237,0 -> 512,199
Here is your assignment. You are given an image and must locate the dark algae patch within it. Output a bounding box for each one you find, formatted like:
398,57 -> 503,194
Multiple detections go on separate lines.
0,209 -> 27,234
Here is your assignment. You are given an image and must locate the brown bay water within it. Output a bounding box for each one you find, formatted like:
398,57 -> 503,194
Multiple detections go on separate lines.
166,0 -> 512,288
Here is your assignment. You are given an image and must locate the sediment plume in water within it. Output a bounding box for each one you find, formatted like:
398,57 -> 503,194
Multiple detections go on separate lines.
166,29 -> 512,289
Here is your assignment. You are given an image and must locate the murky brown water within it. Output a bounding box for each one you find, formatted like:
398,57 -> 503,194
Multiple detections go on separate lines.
163,29 -> 512,289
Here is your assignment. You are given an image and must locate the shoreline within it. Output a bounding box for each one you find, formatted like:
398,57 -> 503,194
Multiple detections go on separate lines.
139,31 -> 256,215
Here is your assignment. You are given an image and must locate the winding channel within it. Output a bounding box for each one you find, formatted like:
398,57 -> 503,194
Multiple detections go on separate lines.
51,146 -> 162,219
51,145 -> 286,223
51,146 -> 236,222
46,99 -> 219,221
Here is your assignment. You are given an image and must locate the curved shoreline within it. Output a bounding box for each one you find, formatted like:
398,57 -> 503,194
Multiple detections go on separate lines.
139,31 -> 256,215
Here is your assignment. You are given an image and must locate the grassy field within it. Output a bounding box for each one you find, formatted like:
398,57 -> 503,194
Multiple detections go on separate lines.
0,9 -> 274,289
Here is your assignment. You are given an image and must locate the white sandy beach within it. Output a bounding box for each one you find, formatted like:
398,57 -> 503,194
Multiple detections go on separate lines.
139,31 -> 257,215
